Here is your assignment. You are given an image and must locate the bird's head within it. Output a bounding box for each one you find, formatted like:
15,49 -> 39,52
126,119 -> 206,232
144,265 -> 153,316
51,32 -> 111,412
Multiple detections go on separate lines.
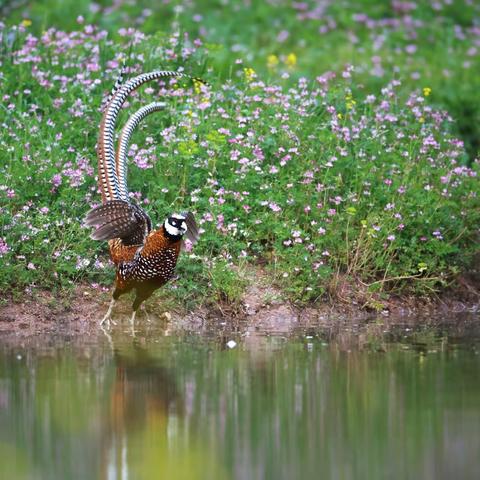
163,212 -> 200,244
164,213 -> 188,239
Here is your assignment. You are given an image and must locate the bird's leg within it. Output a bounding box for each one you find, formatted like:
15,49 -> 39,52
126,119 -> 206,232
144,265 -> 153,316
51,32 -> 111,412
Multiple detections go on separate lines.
100,298 -> 116,326
130,298 -> 141,334
100,288 -> 123,327
130,299 -> 142,334
129,309 -> 137,336
141,304 -> 152,323
130,287 -> 154,332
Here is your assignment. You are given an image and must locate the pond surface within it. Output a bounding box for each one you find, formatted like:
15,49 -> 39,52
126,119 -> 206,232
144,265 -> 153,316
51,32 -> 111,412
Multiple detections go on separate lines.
0,313 -> 479,480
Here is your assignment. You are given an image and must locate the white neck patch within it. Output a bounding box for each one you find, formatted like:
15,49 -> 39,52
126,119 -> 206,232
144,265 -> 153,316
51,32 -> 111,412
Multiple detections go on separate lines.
165,217 -> 187,237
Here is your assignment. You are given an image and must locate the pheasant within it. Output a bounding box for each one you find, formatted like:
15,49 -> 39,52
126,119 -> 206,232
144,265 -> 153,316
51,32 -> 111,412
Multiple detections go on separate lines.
85,70 -> 203,326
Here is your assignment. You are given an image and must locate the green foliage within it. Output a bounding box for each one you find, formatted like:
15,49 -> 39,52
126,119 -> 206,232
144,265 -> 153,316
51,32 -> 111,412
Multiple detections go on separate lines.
0,1 -> 479,305
208,260 -> 246,304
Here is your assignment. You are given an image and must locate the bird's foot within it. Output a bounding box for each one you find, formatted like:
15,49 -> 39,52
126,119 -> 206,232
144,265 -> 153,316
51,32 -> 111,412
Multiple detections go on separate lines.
100,316 -> 116,327
100,299 -> 117,327
140,305 -> 152,323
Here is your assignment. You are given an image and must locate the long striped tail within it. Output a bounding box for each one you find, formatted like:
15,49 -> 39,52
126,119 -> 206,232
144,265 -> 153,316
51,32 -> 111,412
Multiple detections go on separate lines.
97,70 -> 207,204
101,61 -> 128,112
115,102 -> 166,201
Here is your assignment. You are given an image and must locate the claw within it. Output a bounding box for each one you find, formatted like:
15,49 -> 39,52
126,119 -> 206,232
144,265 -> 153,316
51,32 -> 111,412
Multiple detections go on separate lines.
140,305 -> 152,323
100,298 -> 116,326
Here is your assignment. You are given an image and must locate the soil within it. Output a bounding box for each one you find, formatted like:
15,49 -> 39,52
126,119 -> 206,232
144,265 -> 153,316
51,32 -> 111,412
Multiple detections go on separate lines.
0,269 -> 478,341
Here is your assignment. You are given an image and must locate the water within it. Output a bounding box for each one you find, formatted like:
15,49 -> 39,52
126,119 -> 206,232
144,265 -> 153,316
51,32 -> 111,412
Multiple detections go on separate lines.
1,314 -> 479,480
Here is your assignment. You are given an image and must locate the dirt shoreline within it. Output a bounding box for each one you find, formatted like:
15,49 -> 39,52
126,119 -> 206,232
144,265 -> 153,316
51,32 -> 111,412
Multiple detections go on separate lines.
1,273 -> 478,340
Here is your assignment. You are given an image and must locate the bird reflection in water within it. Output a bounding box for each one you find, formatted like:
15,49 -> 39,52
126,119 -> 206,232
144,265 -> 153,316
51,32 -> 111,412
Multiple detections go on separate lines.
100,337 -> 226,480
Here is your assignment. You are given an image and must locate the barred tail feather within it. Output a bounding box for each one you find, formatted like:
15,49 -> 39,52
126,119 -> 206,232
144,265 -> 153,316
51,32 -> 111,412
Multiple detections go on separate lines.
101,61 -> 128,112
98,62 -> 127,202
115,102 -> 166,201
97,70 -> 208,204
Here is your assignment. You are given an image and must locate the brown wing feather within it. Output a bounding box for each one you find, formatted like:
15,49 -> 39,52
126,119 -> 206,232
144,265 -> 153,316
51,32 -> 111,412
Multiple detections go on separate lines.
84,200 -> 152,246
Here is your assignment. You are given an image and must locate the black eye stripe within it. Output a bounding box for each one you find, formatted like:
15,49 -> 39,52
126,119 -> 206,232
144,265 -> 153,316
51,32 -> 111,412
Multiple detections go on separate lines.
168,217 -> 186,227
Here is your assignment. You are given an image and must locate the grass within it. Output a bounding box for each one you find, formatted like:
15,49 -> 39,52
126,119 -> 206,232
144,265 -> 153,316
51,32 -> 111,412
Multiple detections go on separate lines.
0,1 -> 479,308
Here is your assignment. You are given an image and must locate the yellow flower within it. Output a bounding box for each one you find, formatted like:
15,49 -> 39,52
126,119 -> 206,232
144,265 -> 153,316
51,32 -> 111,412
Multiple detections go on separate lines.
337,113 -> 343,120
346,96 -> 356,110
423,87 -> 432,97
193,78 -> 203,95
243,67 -> 256,82
285,53 -> 297,69
345,93 -> 356,108
21,19 -> 32,27
267,54 -> 279,69
419,116 -> 425,123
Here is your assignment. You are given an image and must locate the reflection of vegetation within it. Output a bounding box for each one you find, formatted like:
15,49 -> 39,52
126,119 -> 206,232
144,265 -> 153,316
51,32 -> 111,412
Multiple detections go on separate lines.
0,327 -> 479,479
126,424 -> 228,480
0,442 -> 30,480
185,338 -> 480,479
0,348 -> 112,478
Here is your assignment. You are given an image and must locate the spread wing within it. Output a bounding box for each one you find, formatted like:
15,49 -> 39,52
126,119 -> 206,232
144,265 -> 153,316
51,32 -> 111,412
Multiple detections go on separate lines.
84,200 -> 152,246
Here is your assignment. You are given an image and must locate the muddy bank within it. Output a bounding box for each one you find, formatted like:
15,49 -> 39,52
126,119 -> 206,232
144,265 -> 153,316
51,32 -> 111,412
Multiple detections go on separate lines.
0,273 -> 478,341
